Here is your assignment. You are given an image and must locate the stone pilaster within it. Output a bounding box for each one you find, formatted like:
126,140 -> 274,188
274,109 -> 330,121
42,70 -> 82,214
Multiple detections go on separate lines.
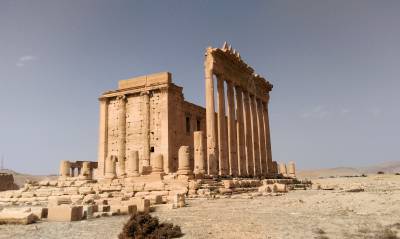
117,95 -> 127,177
217,76 -> 228,176
97,98 -> 108,178
226,81 -> 238,176
141,91 -> 151,172
205,56 -> 218,175
243,91 -> 254,176
235,87 -> 247,177
257,99 -> 267,176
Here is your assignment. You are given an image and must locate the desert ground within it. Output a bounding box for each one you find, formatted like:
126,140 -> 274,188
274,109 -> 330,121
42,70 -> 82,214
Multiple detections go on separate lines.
0,174 -> 399,239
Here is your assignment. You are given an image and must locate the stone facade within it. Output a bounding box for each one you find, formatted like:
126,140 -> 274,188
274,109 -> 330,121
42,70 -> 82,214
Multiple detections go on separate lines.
97,72 -> 206,179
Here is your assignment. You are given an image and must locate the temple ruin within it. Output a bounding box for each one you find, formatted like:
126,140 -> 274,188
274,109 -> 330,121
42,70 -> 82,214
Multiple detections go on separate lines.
94,42 -> 277,180
0,43 -> 305,224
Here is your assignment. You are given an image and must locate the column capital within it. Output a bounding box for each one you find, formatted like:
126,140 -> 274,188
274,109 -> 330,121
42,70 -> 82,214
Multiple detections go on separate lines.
116,94 -> 127,101
140,91 -> 150,96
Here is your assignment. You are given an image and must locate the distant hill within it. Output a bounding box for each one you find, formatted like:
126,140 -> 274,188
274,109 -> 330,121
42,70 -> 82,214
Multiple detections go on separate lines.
298,161 -> 400,179
0,169 -> 57,187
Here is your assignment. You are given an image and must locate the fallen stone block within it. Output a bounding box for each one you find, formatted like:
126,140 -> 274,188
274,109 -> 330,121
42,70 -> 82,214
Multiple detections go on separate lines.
0,211 -> 38,224
111,205 -> 137,215
144,181 -> 165,191
35,188 -> 52,197
273,183 -> 288,193
47,205 -> 83,222
83,205 -> 98,219
30,207 -> 48,219
125,198 -> 150,213
146,195 -> 163,205
48,196 -> 72,207
79,187 -> 95,195
98,205 -> 110,212
171,194 -> 185,208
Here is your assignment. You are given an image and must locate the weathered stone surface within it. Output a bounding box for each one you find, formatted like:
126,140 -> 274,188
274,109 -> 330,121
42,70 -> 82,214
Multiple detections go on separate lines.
30,207 -> 48,219
111,205 -> 137,215
47,205 -> 83,222
0,211 -> 38,225
48,196 -> 72,207
125,198 -> 150,213
144,181 -> 165,191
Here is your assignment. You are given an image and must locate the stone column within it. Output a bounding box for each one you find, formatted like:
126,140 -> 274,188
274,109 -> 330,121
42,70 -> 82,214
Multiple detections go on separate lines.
288,161 -> 296,178
177,146 -> 193,176
250,95 -> 260,176
105,155 -> 117,179
193,131 -> 206,176
263,97 -> 273,175
257,99 -> 267,176
127,151 -> 139,177
151,154 -> 164,174
243,91 -> 254,176
235,87 -> 246,177
117,95 -> 127,177
59,160 -> 71,178
278,163 -> 287,176
217,76 -> 228,176
226,81 -> 238,176
79,162 -> 91,180
141,91 -> 151,170
205,54 -> 218,175
70,167 -> 75,177
97,98 -> 108,177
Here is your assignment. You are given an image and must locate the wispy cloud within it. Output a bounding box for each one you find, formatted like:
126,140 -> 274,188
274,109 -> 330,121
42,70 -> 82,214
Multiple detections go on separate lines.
16,55 -> 37,67
301,105 -> 331,119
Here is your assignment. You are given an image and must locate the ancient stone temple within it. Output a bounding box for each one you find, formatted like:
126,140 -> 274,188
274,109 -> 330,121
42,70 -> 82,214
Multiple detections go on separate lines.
0,43 -> 303,225
95,42 -> 276,179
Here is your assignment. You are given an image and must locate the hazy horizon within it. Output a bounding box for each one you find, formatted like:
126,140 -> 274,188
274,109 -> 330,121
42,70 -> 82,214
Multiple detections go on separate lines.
1,0 -> 399,174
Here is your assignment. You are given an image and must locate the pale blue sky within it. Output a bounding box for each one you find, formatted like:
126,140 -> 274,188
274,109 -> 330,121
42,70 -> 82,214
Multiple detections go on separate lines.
0,0 -> 399,174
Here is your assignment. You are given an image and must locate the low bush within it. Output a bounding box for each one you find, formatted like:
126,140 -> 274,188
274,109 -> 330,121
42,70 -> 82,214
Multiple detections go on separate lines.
119,212 -> 183,239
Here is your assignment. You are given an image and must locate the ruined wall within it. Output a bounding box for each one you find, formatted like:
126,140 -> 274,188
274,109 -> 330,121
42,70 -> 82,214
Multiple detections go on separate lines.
0,173 -> 18,191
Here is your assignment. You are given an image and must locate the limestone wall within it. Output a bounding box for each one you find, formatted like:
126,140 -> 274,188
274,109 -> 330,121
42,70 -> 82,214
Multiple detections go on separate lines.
98,72 -> 207,177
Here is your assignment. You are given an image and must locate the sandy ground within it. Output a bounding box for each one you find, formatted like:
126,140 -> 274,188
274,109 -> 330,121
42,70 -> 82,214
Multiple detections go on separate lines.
1,174 -> 399,239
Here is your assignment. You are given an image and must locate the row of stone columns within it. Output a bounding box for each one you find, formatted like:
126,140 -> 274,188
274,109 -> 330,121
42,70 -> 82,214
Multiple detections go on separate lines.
206,74 -> 273,177
59,161 -> 94,180
104,151 -> 164,179
278,161 -> 296,178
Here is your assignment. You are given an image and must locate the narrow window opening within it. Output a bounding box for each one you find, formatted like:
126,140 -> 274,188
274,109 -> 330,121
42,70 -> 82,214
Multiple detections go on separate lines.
196,119 -> 201,131
186,116 -> 191,134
